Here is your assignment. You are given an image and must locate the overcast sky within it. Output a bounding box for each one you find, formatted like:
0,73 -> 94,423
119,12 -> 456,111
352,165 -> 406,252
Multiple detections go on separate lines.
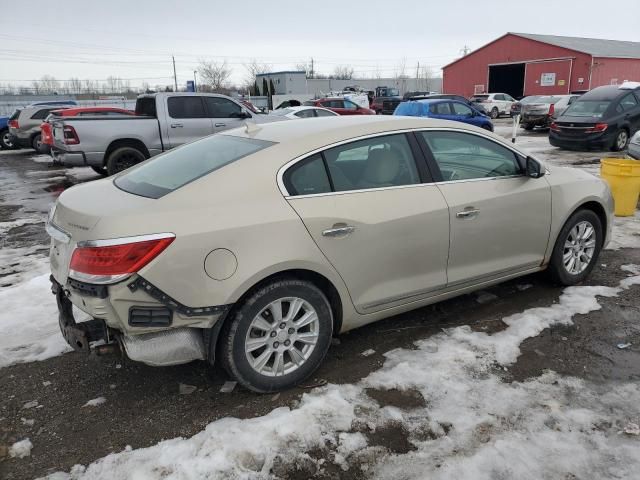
1,0 -> 637,89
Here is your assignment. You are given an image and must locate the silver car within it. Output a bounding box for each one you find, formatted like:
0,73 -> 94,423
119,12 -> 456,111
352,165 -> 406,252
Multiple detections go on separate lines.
47,116 -> 613,392
8,104 -> 70,151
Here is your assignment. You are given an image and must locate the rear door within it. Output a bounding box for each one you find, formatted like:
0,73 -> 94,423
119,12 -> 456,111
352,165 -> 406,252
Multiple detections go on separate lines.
203,96 -> 247,132
283,133 -> 450,313
418,130 -> 551,285
165,96 -> 213,148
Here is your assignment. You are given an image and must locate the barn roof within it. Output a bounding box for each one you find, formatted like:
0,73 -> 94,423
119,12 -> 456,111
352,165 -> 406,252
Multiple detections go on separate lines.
512,33 -> 640,59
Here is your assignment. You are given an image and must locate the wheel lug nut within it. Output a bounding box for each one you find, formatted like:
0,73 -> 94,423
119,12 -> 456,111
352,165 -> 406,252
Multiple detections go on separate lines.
270,331 -> 277,337
279,322 -> 286,329
288,328 -> 295,334
284,340 -> 291,347
273,341 -> 279,348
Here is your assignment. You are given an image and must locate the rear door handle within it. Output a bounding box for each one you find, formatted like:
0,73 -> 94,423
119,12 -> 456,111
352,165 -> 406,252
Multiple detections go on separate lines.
322,224 -> 356,237
215,123 -> 226,127
170,123 -> 183,128
456,208 -> 480,219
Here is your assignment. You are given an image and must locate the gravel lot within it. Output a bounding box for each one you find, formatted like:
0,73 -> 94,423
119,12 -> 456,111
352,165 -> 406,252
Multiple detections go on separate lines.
1,120 -> 639,479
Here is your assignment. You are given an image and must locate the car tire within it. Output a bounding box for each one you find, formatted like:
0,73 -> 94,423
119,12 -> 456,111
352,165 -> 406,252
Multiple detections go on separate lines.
524,123 -> 534,131
91,165 -> 108,176
106,146 -> 146,176
610,129 -> 629,152
0,129 -> 14,150
31,134 -> 42,152
547,209 -> 603,286
481,124 -> 493,131
490,107 -> 499,119
219,278 -> 333,393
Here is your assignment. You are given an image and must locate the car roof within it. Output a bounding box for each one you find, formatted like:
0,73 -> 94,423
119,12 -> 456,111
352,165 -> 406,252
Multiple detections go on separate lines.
53,107 -> 131,115
580,85 -> 640,101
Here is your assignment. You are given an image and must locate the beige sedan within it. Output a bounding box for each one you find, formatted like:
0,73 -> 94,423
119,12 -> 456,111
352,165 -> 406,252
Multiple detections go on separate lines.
47,116 -> 613,392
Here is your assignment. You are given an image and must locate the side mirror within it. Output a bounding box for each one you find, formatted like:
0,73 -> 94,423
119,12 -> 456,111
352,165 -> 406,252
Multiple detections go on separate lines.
526,156 -> 545,178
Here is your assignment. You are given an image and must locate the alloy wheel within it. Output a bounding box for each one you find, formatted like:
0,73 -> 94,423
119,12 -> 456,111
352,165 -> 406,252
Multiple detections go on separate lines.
617,131 -> 628,150
562,220 -> 596,275
244,297 -> 320,377
2,131 -> 13,149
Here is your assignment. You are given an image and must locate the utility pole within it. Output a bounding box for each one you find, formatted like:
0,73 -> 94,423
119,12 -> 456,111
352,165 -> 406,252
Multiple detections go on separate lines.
461,45 -> 470,56
172,55 -> 178,92
310,57 -> 314,79
416,61 -> 420,89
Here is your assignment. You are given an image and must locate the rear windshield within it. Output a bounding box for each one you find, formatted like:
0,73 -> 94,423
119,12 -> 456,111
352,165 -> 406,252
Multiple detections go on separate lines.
563,100 -> 611,117
9,109 -> 21,120
115,134 -> 275,198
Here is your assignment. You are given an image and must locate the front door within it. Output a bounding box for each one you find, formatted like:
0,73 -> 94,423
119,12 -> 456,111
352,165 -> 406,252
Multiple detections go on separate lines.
203,96 -> 247,133
165,96 -> 214,148
283,133 -> 450,314
418,130 -> 552,286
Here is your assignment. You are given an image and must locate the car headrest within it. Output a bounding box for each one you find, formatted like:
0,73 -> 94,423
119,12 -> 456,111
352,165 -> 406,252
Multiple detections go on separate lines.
363,148 -> 401,185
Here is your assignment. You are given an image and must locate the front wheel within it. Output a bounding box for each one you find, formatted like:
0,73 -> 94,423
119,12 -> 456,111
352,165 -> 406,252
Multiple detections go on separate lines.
490,107 -> 499,119
610,129 -> 629,152
106,147 -> 146,176
219,278 -> 333,393
547,209 -> 602,286
0,129 -> 14,150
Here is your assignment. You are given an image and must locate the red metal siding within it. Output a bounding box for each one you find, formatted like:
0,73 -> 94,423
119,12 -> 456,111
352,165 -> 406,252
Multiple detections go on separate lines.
443,33 -> 592,97
590,57 -> 640,87
524,60 -> 572,95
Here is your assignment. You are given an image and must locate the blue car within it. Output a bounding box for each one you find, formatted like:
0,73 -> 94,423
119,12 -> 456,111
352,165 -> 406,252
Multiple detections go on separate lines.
0,115 -> 14,149
394,99 -> 494,131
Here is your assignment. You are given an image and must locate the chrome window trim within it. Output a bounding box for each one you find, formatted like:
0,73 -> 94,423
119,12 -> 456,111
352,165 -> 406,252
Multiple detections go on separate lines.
46,221 -> 71,244
76,232 -> 175,248
277,126 -> 530,199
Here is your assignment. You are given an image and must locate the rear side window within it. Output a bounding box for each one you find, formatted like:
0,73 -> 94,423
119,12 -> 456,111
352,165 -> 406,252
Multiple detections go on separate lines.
430,102 -> 452,115
204,97 -> 242,118
31,108 -> 54,120
619,93 -> 638,112
167,97 -> 207,118
294,109 -> 315,118
136,98 -> 157,117
315,109 -> 335,117
115,135 -> 274,198
283,154 -> 331,195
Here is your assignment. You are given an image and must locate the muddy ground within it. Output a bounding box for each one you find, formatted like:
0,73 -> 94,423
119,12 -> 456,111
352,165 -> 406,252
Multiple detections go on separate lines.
1,122 -> 639,479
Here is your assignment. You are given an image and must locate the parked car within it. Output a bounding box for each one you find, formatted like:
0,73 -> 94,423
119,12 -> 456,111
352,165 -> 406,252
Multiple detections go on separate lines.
510,96 -> 540,117
550,83 -> 640,151
0,115 -> 17,149
629,131 -> 640,159
275,100 -> 302,109
50,93 -> 277,176
303,98 -> 375,116
471,93 -> 516,119
40,107 -> 134,154
370,86 -> 401,114
46,116 -> 612,392
408,94 -> 488,115
8,104 -> 71,151
394,99 -> 493,131
269,106 -> 338,119
403,91 -> 437,100
520,95 -> 581,130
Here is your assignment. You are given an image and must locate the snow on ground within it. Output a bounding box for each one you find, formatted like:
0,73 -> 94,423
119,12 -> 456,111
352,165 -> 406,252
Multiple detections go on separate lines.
42,268 -> 640,480
83,397 -> 107,408
9,438 -> 33,459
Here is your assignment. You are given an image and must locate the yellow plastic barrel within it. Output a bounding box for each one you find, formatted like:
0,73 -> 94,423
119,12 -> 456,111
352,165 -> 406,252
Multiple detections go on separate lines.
600,158 -> 640,216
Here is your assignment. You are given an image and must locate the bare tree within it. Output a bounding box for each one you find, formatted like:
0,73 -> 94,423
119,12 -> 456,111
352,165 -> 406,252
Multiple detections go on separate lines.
106,76 -> 123,93
63,77 -> 83,94
294,61 -> 310,76
332,65 -> 354,80
394,58 -> 408,80
243,59 -> 271,90
39,75 -> 60,94
198,60 -> 232,92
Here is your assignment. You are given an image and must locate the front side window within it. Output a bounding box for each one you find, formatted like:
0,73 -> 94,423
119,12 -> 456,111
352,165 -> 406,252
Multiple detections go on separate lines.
323,134 -> 420,192
167,97 -> 207,119
343,100 -> 358,110
283,154 -> 331,196
451,102 -> 473,116
205,97 -> 242,118
321,100 -> 343,109
430,102 -> 452,115
421,131 -> 521,181
115,135 -> 274,198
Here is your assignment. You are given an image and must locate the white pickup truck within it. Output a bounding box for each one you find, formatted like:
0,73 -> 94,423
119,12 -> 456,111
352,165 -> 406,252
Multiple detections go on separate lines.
51,92 -> 278,175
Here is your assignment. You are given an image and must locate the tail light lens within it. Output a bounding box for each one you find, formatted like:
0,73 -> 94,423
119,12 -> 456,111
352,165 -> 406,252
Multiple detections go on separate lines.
69,234 -> 175,284
550,122 -> 560,132
8,119 -> 18,129
548,104 -> 555,116
63,125 -> 80,145
585,123 -> 608,133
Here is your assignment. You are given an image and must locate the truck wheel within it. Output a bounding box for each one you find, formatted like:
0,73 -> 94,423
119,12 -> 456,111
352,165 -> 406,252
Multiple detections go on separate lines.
31,134 -> 43,152
610,129 -> 629,152
547,209 -> 602,286
91,166 -> 108,176
490,107 -> 499,119
523,123 -> 534,131
219,278 -> 333,393
106,147 -> 146,176
1,129 -> 13,149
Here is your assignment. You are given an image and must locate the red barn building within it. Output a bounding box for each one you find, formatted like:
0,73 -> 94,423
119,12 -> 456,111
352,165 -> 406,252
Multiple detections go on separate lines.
443,33 -> 640,98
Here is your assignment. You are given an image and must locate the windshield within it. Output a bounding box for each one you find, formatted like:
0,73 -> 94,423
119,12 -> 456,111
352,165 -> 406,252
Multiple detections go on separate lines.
115,134 -> 275,198
563,100 -> 611,118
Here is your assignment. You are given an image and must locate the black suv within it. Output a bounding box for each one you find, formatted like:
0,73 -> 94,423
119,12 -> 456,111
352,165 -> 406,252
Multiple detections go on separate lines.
549,84 -> 640,151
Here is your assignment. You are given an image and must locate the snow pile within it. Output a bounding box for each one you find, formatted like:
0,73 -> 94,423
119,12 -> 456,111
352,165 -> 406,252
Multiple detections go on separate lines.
83,397 -> 107,408
43,268 -> 640,479
0,273 -> 71,368
9,439 -> 33,459
0,247 -> 50,288
608,211 -> 640,250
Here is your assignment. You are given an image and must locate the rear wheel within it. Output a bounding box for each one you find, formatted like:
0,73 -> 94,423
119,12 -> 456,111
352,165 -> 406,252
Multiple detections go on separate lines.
220,278 -> 333,393
490,107 -> 499,119
106,146 -> 146,176
610,129 -> 629,151
31,134 -> 42,152
523,123 -> 534,131
0,129 -> 14,149
547,209 -> 602,286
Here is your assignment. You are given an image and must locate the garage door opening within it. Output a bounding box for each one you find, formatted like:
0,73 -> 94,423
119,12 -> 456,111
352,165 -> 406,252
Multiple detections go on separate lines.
488,63 -> 525,99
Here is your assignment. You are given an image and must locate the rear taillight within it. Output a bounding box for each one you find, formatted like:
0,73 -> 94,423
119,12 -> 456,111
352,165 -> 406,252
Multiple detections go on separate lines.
69,234 -> 175,284
585,123 -> 608,133
550,122 -> 559,132
548,104 -> 555,116
8,119 -> 18,129
63,125 -> 80,145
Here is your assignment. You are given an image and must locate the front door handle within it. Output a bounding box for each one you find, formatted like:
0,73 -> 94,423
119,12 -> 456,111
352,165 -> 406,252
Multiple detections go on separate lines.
215,123 -> 226,127
456,208 -> 480,219
322,224 -> 356,237
170,123 -> 183,128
